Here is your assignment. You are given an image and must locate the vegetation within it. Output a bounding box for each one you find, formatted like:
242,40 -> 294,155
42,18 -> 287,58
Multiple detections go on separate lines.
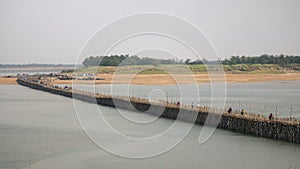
68,64 -> 300,74
222,54 -> 300,66
82,54 -> 300,67
78,54 -> 300,74
60,69 -> 75,73
82,55 -> 181,67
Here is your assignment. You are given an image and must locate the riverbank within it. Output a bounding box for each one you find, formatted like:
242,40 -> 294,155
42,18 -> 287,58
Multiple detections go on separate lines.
2,73 -> 300,85
53,73 -> 300,85
0,77 -> 17,84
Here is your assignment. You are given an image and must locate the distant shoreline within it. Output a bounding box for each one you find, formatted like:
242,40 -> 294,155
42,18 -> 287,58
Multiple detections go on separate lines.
2,73 -> 300,85
0,67 -> 72,71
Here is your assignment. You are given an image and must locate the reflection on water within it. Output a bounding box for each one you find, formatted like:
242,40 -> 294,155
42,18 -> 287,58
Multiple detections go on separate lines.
0,83 -> 300,169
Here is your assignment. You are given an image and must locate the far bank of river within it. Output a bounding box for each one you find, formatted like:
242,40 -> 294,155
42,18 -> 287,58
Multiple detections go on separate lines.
2,73 -> 300,85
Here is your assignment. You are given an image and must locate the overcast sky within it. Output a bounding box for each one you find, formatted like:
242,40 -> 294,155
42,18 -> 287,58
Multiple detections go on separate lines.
0,0 -> 299,64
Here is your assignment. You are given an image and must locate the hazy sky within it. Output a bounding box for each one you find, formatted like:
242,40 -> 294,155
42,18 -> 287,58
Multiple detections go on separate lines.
0,0 -> 299,64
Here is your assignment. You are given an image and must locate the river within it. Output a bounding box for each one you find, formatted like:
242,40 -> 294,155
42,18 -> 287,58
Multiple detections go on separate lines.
0,81 -> 300,169
0,69 -> 64,76
72,81 -> 300,117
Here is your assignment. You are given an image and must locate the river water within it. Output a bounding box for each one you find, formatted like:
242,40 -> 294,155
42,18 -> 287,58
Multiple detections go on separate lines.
73,81 -> 300,117
1,81 -> 300,169
0,69 -> 63,76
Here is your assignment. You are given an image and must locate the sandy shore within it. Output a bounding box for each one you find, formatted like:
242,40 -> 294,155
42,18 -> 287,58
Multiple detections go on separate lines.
53,73 -> 300,85
0,77 -> 18,85
2,73 -> 300,85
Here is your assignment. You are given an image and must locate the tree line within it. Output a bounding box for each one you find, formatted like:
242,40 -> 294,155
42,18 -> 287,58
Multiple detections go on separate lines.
82,55 -> 184,67
82,54 -> 300,67
222,54 -> 300,66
